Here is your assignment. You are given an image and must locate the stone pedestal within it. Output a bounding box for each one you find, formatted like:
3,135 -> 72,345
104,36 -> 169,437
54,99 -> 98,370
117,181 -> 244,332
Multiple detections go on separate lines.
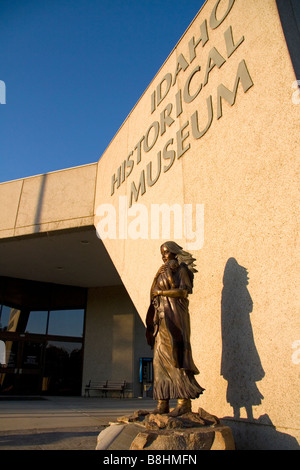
96,408 -> 235,450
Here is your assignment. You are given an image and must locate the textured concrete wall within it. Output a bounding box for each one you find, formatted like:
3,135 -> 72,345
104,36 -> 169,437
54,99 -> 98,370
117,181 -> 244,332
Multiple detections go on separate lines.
0,163 -> 97,237
94,0 -> 300,448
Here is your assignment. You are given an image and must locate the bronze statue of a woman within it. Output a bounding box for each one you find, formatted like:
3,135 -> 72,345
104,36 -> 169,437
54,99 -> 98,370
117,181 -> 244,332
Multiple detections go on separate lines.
146,241 -> 204,416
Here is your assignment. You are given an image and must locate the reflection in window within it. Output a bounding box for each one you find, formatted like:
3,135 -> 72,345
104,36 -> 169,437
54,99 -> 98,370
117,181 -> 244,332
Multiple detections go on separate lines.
22,341 -> 43,369
47,310 -> 84,337
0,305 -> 21,332
5,340 -> 17,368
26,311 -> 48,335
1,306 -> 85,338
0,305 -> 10,331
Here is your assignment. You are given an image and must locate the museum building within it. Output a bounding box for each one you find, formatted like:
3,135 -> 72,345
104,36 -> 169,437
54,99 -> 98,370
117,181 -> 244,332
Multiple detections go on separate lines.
0,0 -> 299,449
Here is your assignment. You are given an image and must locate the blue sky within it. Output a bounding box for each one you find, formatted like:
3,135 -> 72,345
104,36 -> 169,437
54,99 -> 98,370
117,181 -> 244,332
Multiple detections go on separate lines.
0,0 -> 205,183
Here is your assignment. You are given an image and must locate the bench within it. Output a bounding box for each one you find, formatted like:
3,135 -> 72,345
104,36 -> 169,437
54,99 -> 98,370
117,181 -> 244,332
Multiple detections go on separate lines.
84,380 -> 127,398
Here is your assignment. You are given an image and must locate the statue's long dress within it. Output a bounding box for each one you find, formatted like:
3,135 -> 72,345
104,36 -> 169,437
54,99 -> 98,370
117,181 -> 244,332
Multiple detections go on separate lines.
146,263 -> 204,400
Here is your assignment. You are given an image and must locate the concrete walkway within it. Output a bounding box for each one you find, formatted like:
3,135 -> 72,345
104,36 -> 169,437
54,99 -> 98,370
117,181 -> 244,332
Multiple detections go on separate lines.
0,396 -> 156,450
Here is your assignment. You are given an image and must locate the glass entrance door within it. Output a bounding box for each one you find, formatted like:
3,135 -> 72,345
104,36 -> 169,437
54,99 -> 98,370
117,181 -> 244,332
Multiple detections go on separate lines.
0,304 -> 84,396
0,336 -> 45,395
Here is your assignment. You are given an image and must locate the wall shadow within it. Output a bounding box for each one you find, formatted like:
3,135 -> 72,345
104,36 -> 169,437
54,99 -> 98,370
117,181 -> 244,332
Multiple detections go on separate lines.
220,258 -> 299,449
221,258 -> 264,420
34,173 -> 47,233
221,413 -> 300,450
276,0 -> 300,79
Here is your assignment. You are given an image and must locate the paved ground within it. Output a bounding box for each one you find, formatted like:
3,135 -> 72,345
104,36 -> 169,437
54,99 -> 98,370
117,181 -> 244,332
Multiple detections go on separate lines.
0,396 -> 158,450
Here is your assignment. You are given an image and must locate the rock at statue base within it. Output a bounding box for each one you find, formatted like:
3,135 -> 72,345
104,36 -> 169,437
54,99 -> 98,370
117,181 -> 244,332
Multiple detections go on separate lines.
96,408 -> 235,450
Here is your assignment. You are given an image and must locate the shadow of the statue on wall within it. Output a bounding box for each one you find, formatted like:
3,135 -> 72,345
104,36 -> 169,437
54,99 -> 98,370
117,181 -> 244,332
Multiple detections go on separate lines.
221,412 -> 299,450
220,258 -> 299,450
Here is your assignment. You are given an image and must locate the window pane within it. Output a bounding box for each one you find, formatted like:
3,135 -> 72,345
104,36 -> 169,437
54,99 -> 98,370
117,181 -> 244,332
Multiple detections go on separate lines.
0,305 -> 20,332
26,311 -> 48,335
47,309 -> 84,337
